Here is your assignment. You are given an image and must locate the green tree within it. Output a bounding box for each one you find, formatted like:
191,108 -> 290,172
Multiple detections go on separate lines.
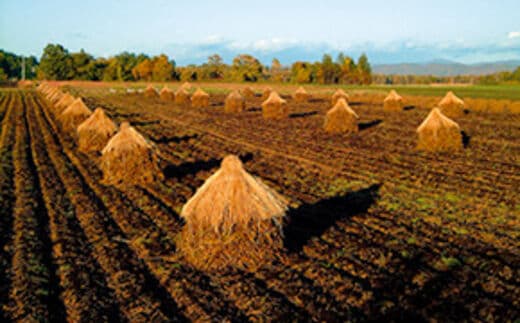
316,54 -> 340,84
0,67 -> 7,81
71,49 -> 94,80
357,53 -> 372,85
290,61 -> 313,83
38,43 -> 74,80
231,54 -> 264,82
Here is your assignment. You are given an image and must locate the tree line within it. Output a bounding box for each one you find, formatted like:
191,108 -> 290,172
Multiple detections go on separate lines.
2,43 -> 520,85
1,43 -> 372,84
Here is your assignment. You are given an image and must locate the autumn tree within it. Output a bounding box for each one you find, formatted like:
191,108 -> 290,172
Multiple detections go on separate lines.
290,61 -> 314,83
231,54 -> 264,82
132,58 -> 153,81
152,54 -> 175,81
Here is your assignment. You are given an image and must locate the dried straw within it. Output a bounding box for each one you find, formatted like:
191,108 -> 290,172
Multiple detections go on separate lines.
77,108 -> 117,152
191,88 -> 210,108
58,98 -> 92,132
417,108 -> 463,152
324,98 -> 359,134
439,91 -> 465,118
159,86 -> 175,101
293,86 -> 310,103
224,90 -> 245,113
383,90 -> 404,111
331,89 -> 350,106
100,122 -> 163,186
262,91 -> 288,119
178,155 -> 287,272
144,85 -> 158,98
175,88 -> 190,106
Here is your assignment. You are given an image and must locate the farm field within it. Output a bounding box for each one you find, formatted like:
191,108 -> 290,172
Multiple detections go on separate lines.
0,84 -> 519,322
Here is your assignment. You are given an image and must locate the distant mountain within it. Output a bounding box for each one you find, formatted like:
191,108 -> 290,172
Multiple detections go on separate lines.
373,60 -> 520,76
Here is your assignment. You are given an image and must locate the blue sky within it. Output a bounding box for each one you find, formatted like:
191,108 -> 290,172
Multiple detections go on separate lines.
1,0 -> 519,65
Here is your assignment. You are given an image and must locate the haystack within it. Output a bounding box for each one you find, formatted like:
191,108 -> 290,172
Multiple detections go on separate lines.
262,87 -> 273,101
242,86 -> 256,99
77,108 -> 117,153
144,85 -> 158,98
181,82 -> 192,90
177,155 -> 288,272
262,91 -> 288,119
417,108 -> 462,152
438,91 -> 465,118
175,88 -> 190,106
383,90 -> 404,111
224,90 -> 245,113
191,88 -> 210,108
100,122 -> 163,186
47,88 -> 63,103
159,86 -> 175,101
324,98 -> 359,134
55,93 -> 76,113
293,86 -> 310,103
331,89 -> 350,106
58,98 -> 92,132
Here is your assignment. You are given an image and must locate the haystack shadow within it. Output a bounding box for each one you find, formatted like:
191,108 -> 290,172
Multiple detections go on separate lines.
289,111 -> 318,119
359,119 -> 383,131
283,183 -> 381,252
246,107 -> 262,112
404,105 -> 415,111
309,98 -> 325,103
163,152 -> 254,180
153,134 -> 198,144
461,131 -> 471,148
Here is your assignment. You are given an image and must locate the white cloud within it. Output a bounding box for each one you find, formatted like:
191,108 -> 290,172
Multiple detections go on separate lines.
228,38 -> 299,52
508,31 -> 520,39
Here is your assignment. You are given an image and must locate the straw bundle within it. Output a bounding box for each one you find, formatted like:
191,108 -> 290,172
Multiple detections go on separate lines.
224,90 -> 246,113
293,86 -> 310,103
331,89 -> 350,106
262,87 -> 272,100
55,93 -> 76,113
181,82 -> 192,90
77,108 -> 117,152
417,108 -> 463,152
159,86 -> 175,101
242,86 -> 256,99
58,98 -> 92,132
191,88 -> 210,108
175,88 -> 190,106
144,85 -> 158,98
100,122 -> 163,186
262,91 -> 288,119
177,155 -> 288,272
324,98 -> 359,134
439,91 -> 465,118
383,90 -> 404,111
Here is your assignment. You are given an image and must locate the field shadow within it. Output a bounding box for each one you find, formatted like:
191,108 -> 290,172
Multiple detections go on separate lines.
283,183 -> 381,252
349,102 -> 363,106
404,105 -> 415,111
210,102 -> 224,107
163,153 -> 254,180
289,111 -> 318,119
246,107 -> 262,112
461,131 -> 471,148
153,134 -> 198,144
359,119 -> 383,131
309,98 -> 325,103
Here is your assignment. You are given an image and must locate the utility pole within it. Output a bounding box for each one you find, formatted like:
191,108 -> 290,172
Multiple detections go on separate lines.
21,56 -> 26,80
